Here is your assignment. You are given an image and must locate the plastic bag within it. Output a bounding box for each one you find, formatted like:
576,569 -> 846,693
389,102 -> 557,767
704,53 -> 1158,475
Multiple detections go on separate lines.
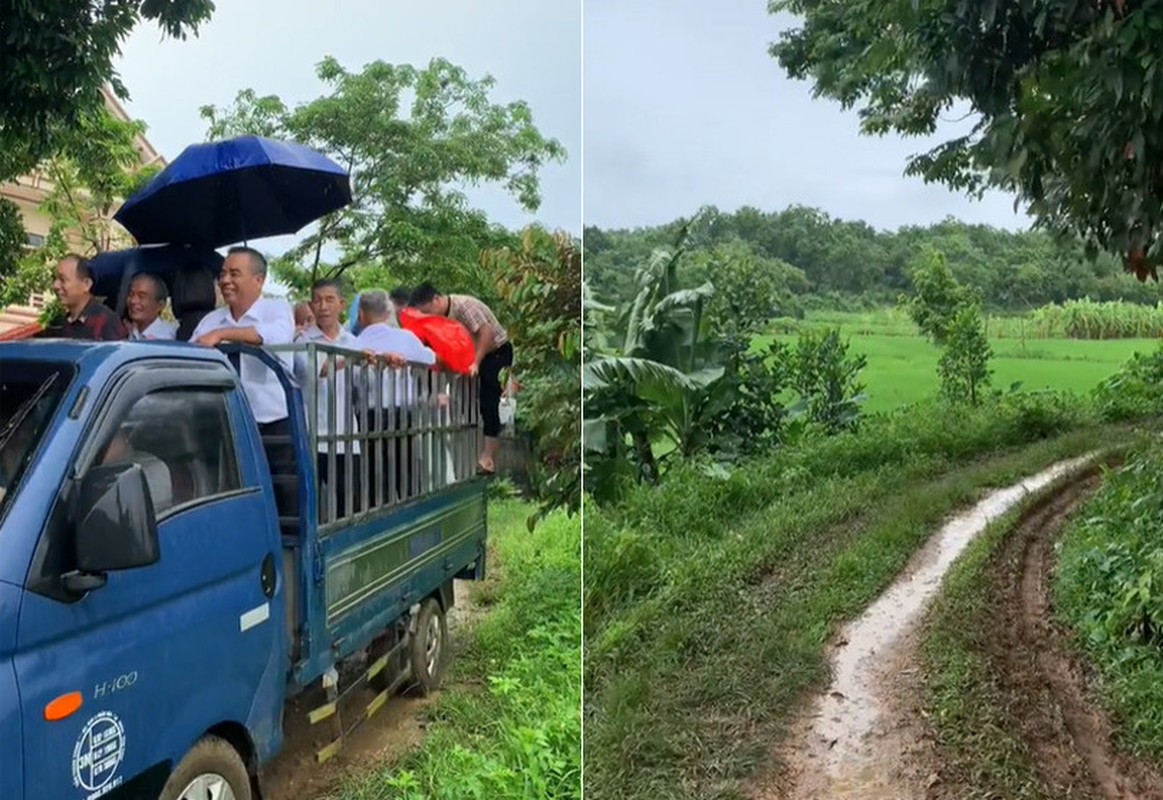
498,397 -> 515,429
398,308 -> 476,374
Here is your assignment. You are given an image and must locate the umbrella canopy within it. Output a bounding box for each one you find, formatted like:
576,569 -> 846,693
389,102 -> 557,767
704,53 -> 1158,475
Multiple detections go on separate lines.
114,136 -> 351,248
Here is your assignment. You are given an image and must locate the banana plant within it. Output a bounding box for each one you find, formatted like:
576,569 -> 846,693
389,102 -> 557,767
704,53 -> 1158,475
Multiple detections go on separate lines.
584,216 -> 734,486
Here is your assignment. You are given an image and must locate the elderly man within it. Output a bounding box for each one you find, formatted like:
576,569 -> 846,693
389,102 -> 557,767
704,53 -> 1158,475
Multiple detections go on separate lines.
52,254 -> 127,341
294,279 -> 362,519
125,273 -> 177,340
354,290 -> 435,503
191,246 -> 297,518
410,282 -> 512,474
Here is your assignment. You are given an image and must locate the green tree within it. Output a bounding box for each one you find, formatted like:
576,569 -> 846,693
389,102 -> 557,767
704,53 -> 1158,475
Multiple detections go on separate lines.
771,1 -> 1163,279
790,328 -> 867,432
0,0 -> 214,183
201,57 -> 566,297
902,248 -> 976,344
0,106 -> 160,312
584,223 -> 726,485
0,198 -> 25,296
488,228 -> 581,527
938,305 -> 993,406
905,249 -> 993,404
681,239 -> 808,336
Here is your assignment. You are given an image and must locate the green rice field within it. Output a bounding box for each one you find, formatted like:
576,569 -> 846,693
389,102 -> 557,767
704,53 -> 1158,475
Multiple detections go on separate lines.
760,310 -> 1157,413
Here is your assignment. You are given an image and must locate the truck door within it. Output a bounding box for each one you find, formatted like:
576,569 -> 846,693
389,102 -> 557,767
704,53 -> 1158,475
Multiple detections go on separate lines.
0,581 -> 24,800
14,365 -> 285,799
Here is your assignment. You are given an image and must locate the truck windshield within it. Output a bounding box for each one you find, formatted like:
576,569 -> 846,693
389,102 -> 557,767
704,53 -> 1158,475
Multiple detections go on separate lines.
0,361 -> 73,515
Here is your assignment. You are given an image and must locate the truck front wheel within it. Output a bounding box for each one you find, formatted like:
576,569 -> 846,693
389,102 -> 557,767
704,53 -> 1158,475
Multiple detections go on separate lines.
158,735 -> 252,800
409,597 -> 449,694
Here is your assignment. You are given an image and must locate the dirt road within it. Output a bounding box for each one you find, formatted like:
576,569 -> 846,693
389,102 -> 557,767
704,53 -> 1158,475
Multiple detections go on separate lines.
763,455 -> 1163,800
261,580 -> 478,800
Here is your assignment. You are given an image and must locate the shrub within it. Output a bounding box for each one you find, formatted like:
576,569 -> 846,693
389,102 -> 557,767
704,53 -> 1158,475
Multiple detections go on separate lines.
1093,346 -> 1163,422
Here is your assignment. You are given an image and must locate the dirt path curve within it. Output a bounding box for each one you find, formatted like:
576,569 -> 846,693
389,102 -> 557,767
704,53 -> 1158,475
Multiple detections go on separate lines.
765,456 -> 1094,800
262,580 -> 479,800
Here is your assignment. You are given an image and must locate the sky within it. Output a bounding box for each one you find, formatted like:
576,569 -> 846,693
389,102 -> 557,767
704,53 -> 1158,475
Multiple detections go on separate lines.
112,0 -> 582,265
583,0 -> 1033,233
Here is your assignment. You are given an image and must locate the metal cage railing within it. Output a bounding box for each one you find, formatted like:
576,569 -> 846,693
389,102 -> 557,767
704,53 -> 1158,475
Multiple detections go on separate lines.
266,341 -> 481,535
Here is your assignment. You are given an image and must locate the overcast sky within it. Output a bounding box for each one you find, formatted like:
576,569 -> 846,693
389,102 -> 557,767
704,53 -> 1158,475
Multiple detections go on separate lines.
583,1 -> 1032,233
113,0 -> 581,254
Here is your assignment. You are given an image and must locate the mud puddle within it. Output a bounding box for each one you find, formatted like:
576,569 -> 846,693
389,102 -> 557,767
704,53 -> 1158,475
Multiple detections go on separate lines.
772,456 -> 1094,800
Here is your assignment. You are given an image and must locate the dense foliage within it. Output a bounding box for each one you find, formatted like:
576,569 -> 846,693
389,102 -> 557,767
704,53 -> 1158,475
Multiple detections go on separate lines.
488,229 -> 582,525
201,57 -> 566,299
0,0 -> 213,183
585,206 -> 1163,314
771,1 -> 1163,279
1092,345 -> 1163,421
583,223 -> 867,501
1056,445 -> 1163,761
1032,298 -> 1163,339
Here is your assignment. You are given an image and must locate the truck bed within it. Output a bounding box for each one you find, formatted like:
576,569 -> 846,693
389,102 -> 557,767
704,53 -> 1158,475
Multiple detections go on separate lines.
225,342 -> 488,689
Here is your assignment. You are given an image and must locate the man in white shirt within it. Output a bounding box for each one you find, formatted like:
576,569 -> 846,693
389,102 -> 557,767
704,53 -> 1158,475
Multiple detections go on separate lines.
293,279 -> 361,520
191,247 -> 297,521
125,273 -> 178,341
354,290 -> 435,503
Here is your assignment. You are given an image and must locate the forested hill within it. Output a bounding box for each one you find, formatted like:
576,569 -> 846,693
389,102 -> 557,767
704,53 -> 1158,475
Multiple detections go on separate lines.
584,205 -> 1163,313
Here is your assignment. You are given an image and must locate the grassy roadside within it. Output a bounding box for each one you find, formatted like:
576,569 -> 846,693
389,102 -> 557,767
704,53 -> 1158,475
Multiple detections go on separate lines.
1055,445 -> 1163,762
585,399 -> 1133,798
332,501 -> 581,800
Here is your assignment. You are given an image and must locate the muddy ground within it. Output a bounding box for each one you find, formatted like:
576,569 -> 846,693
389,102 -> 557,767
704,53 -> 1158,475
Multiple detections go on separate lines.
261,580 -> 480,800
762,457 -> 1163,800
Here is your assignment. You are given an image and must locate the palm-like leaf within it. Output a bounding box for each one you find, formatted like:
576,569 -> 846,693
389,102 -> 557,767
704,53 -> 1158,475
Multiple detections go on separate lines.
585,356 -> 718,395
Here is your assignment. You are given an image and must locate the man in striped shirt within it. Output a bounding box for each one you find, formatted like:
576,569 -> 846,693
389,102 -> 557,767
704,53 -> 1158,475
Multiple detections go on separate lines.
411,282 -> 513,475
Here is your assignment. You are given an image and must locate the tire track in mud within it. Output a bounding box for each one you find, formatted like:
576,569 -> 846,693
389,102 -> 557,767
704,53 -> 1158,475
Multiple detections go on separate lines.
980,468 -> 1163,800
759,454 -> 1163,800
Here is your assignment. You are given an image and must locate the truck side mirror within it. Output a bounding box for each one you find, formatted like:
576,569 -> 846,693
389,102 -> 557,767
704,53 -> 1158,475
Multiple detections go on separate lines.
73,462 -> 161,578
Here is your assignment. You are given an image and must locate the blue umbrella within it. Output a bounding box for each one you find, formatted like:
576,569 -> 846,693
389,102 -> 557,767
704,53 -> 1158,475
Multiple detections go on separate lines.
114,136 -> 352,248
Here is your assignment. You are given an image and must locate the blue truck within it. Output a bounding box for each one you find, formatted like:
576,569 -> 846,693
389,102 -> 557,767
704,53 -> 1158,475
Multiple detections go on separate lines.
0,319 -> 487,799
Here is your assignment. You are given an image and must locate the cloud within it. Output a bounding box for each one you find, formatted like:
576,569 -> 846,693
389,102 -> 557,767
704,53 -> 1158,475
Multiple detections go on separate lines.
583,0 -> 1030,232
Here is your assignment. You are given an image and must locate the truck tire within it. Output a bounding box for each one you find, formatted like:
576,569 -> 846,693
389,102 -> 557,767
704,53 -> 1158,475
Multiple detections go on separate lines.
157,735 -> 252,800
409,597 -> 449,695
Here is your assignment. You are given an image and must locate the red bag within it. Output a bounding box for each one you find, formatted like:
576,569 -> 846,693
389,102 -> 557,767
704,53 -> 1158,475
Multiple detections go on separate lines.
399,308 -> 476,374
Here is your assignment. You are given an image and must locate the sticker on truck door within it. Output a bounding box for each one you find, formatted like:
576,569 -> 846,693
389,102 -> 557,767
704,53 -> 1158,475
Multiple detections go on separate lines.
71,711 -> 126,798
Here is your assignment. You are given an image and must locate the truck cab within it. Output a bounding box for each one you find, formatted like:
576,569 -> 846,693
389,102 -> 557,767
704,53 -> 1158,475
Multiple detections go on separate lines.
1,342 -> 287,799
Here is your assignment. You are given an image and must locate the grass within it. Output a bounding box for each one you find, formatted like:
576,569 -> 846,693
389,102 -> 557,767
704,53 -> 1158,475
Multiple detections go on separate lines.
759,310 -> 1154,413
329,501 -> 581,800
1054,446 -> 1163,762
584,393 -> 1122,800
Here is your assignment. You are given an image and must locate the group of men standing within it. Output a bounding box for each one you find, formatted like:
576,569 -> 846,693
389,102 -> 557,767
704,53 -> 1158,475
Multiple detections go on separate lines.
46,246 -> 514,519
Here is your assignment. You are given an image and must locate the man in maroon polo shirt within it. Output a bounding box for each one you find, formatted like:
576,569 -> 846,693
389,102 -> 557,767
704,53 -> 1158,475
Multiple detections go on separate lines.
52,254 -> 126,341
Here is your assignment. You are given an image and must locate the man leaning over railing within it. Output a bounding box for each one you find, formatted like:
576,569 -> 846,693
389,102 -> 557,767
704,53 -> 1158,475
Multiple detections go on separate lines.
353,290 -> 436,504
